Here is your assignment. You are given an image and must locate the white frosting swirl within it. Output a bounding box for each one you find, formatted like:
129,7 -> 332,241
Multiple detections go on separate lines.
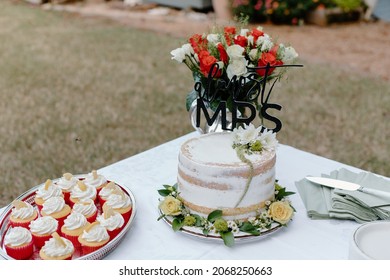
83,171 -> 107,189
4,227 -> 32,246
97,212 -> 124,231
42,196 -> 66,215
41,237 -> 74,257
99,184 -> 121,200
35,182 -> 62,200
11,203 -> 35,219
105,193 -> 131,210
56,175 -> 79,192
72,199 -> 97,217
29,216 -> 58,235
81,224 -> 109,242
70,183 -> 97,201
63,212 -> 88,230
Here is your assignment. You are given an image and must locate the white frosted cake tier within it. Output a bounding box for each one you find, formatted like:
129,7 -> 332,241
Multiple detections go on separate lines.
177,132 -> 276,220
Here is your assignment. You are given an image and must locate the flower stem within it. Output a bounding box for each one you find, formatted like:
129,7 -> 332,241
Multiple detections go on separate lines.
235,146 -> 254,207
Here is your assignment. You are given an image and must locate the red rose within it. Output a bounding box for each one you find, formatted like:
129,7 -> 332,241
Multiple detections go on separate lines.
224,26 -> 236,46
234,35 -> 248,48
198,51 -> 221,78
189,34 -> 208,54
250,28 -> 265,45
216,43 -> 228,65
257,52 -> 283,77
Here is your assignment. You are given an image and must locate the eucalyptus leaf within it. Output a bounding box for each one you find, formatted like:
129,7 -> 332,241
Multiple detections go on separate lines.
220,231 -> 235,247
158,189 -> 171,197
207,210 -> 223,222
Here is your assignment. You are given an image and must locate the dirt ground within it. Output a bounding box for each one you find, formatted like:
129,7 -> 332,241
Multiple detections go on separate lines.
47,0 -> 390,81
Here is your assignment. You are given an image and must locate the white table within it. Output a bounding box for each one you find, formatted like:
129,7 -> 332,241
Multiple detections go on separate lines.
1,132 -> 384,260
97,132 -> 372,260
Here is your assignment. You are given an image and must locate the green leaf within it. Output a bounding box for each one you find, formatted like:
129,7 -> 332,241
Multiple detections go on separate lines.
202,228 -> 209,236
172,219 -> 184,232
192,214 -> 203,227
220,231 -> 235,247
163,184 -> 172,189
207,210 -> 223,222
158,189 -> 171,197
239,222 -> 260,236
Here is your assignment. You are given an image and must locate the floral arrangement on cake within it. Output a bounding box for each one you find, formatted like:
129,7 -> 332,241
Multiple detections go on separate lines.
157,125 -> 294,247
157,182 -> 294,247
170,23 -> 299,113
232,123 -> 279,207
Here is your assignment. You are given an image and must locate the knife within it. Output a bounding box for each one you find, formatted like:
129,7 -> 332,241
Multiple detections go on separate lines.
306,176 -> 390,200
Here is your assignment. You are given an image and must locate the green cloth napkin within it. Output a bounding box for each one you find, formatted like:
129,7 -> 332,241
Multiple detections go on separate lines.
295,168 -> 390,223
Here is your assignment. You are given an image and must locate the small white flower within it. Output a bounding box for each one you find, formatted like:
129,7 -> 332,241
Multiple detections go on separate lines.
248,49 -> 258,61
281,45 -> 298,63
232,124 -> 262,145
207,33 -> 220,45
247,35 -> 254,46
170,43 -> 194,63
227,220 -> 238,229
265,200 -> 271,206
256,34 -> 273,52
226,58 -> 248,79
259,128 -> 278,150
240,28 -> 249,36
226,44 -> 245,59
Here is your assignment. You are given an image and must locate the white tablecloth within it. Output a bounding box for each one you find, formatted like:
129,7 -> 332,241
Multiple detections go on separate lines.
1,132 -> 386,259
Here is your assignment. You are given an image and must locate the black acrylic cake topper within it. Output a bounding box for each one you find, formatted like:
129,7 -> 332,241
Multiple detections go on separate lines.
194,62 -> 303,133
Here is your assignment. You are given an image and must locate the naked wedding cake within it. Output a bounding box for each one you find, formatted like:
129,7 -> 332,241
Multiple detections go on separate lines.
177,126 -> 277,221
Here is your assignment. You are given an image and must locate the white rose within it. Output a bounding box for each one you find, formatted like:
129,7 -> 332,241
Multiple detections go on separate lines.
256,34 -> 273,52
282,46 -> 298,63
226,45 -> 245,60
226,58 -> 248,79
240,28 -> 249,36
170,43 -> 193,63
207,33 -> 220,45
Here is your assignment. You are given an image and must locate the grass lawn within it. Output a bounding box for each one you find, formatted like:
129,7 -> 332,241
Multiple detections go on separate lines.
0,1 -> 389,207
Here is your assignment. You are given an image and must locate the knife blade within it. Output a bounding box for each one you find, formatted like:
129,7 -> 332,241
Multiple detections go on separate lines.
306,176 -> 390,199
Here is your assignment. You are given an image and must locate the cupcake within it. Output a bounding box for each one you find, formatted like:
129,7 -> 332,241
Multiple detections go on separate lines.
96,204 -> 125,240
98,182 -> 122,206
9,200 -> 38,229
39,232 -> 74,260
29,216 -> 59,248
83,170 -> 108,195
41,196 -> 71,228
55,173 -> 79,204
34,179 -> 63,211
72,198 -> 98,223
78,222 -> 110,254
69,181 -> 97,207
104,189 -> 132,222
60,212 -> 89,248
4,227 -> 34,260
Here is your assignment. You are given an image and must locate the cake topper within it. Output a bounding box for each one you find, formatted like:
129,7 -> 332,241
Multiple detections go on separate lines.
194,62 -> 303,133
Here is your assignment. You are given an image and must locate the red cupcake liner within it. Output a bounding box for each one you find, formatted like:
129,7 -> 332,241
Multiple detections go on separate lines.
62,191 -> 71,205
107,227 -> 123,240
85,211 -> 98,223
9,219 -> 33,230
120,209 -> 132,223
32,233 -> 52,249
5,240 -> 34,260
60,232 -> 81,248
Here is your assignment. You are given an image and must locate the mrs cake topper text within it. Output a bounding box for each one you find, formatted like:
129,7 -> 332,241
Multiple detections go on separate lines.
194,63 -> 303,133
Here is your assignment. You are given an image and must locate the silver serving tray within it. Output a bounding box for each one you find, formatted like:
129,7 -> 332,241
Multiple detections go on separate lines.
0,175 -> 136,260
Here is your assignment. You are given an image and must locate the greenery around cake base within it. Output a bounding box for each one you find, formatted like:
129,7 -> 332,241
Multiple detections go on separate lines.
157,182 -> 295,247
